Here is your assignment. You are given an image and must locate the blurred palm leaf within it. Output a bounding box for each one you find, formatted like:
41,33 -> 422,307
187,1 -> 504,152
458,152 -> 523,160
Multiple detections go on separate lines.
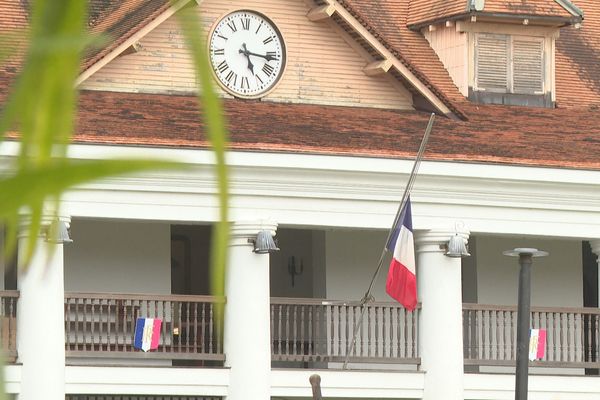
177,5 -> 229,307
0,0 -> 230,395
0,0 -> 186,263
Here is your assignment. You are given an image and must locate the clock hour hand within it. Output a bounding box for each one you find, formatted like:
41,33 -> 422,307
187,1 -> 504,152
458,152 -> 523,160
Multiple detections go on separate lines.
239,43 -> 254,74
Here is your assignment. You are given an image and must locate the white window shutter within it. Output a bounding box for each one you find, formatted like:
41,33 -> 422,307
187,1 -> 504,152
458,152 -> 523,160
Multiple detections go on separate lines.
475,34 -> 509,91
512,38 -> 544,94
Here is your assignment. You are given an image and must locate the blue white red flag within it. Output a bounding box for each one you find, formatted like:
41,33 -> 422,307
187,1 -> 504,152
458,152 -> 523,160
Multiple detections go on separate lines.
134,317 -> 162,352
385,197 -> 417,310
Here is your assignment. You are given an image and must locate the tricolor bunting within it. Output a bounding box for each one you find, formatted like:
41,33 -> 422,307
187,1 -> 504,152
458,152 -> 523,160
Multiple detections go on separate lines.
385,196 -> 417,310
529,328 -> 546,361
134,317 -> 162,352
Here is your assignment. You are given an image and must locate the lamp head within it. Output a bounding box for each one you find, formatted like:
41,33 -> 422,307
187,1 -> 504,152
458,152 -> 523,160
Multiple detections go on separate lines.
252,230 -> 279,254
45,220 -> 73,244
444,233 -> 470,258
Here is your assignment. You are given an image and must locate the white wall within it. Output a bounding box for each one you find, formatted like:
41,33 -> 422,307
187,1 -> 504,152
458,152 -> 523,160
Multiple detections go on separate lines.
325,229 -> 389,301
64,219 -> 171,294
423,24 -> 468,96
476,236 -> 583,307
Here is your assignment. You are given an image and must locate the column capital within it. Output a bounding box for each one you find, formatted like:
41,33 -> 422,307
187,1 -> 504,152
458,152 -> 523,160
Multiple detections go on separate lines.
229,220 -> 278,248
415,228 -> 470,254
18,213 -> 71,239
589,239 -> 600,257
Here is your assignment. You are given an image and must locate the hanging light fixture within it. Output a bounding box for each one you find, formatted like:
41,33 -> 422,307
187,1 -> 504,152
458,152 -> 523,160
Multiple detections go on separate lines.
250,230 -> 279,254
444,233 -> 470,258
45,219 -> 73,244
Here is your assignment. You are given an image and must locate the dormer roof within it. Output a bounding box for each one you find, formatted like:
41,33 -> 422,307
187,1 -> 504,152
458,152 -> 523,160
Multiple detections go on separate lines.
408,0 -> 583,30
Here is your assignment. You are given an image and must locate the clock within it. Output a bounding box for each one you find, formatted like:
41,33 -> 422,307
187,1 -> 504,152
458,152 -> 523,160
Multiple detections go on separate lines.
209,10 -> 286,99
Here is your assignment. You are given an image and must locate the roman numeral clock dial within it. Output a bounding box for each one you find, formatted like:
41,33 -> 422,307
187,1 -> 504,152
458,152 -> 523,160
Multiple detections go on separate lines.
209,10 -> 286,99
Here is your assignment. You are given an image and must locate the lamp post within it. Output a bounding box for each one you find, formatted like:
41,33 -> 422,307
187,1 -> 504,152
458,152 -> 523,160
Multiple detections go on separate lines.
503,248 -> 548,400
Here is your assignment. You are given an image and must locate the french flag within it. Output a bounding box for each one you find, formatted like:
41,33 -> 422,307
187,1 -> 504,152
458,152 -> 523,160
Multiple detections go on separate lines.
385,197 -> 417,311
134,318 -> 162,352
529,329 -> 546,361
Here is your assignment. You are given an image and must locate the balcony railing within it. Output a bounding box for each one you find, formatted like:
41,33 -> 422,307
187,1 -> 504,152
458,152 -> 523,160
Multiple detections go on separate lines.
64,293 -> 225,361
0,291 -> 18,362
463,303 -> 600,368
270,298 -> 420,364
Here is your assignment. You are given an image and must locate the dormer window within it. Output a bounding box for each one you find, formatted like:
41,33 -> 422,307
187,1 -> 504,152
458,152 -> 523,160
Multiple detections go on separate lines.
469,30 -> 553,107
475,33 -> 544,95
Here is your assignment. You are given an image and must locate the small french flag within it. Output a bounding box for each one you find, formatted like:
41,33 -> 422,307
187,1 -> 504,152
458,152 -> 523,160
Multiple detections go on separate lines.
134,318 -> 162,352
529,329 -> 546,361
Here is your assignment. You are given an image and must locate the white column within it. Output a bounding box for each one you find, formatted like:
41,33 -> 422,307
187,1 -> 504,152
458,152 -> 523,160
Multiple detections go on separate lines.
415,229 -> 469,400
590,239 -> 600,305
17,217 -> 69,400
224,220 -> 277,400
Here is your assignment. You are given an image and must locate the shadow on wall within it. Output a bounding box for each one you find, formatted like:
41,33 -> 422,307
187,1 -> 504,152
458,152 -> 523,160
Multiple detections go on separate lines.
557,29 -> 600,100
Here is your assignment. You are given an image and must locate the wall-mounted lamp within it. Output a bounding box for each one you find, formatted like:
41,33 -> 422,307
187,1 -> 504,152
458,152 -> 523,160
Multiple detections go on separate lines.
443,233 -> 470,258
45,219 -> 73,244
288,256 -> 304,287
249,230 -> 279,254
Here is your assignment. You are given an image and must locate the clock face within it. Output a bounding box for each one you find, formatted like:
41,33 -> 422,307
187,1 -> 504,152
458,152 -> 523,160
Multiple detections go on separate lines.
209,10 -> 286,98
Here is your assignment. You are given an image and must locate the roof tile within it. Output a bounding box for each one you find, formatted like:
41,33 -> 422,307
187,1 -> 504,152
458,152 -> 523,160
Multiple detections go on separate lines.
408,0 -> 576,28
555,0 -> 600,107
70,90 -> 600,171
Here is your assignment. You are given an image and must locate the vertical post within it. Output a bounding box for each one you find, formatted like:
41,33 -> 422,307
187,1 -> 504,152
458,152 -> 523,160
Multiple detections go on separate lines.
503,248 -> 548,400
224,220 -> 277,400
17,216 -> 70,400
415,228 -> 469,400
309,374 -> 323,400
515,253 -> 532,400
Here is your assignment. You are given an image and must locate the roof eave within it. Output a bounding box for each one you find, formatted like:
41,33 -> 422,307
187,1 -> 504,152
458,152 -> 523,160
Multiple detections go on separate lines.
408,11 -> 582,31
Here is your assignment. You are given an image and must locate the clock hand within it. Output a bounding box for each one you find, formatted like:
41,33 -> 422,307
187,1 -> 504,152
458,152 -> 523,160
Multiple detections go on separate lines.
239,43 -> 254,74
246,50 -> 278,62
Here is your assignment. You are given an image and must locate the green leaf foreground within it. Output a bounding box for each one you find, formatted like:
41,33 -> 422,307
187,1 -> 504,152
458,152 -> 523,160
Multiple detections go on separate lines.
177,6 -> 230,318
0,159 -> 184,263
0,0 -> 230,393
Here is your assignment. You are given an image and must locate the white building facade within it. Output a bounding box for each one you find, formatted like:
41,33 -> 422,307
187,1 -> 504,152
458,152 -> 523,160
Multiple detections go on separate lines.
1,0 -> 600,399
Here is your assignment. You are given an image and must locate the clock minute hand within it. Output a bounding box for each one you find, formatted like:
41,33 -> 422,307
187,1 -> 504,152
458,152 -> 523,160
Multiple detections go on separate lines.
246,50 -> 278,62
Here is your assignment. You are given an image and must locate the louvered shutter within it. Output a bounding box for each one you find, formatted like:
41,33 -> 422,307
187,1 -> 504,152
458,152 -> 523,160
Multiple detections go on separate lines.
475,34 -> 509,92
512,38 -> 544,94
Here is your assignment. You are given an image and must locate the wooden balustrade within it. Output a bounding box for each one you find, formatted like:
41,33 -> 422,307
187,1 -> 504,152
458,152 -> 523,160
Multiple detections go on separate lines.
463,303 -> 600,368
0,291 -> 18,362
270,298 -> 420,364
64,293 -> 225,360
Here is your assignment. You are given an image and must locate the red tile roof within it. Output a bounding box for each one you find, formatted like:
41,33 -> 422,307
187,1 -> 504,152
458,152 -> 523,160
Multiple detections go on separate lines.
71,90 -> 600,170
408,0 -> 467,27
0,0 -> 28,72
0,0 -> 172,75
555,0 -> 600,107
1,0 -> 600,172
408,0 -> 578,28
335,0 -> 469,119
82,0 -> 171,72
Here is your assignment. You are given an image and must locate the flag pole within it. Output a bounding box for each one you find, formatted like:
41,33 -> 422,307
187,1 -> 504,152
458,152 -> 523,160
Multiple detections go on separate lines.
342,113 -> 435,369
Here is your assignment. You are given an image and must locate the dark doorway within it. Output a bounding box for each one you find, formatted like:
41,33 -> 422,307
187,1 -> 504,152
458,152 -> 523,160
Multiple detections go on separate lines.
582,241 -> 598,375
170,225 -> 211,295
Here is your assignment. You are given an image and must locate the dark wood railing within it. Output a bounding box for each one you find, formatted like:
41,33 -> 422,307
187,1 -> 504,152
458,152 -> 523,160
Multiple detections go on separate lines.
64,293 -> 224,360
271,298 -> 419,364
463,303 -> 600,368
0,291 -> 18,362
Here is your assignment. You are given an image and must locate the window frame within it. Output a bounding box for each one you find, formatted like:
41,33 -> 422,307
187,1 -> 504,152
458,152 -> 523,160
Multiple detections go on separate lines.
474,33 -> 545,95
